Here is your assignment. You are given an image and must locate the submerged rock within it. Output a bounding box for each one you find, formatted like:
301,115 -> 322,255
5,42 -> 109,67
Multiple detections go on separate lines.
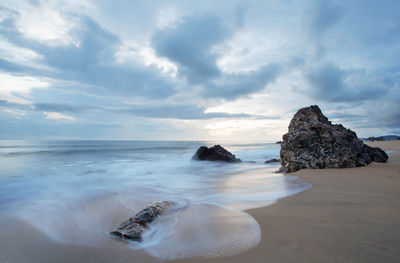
192,145 -> 241,163
280,105 -> 388,173
110,201 -> 175,242
265,158 -> 280,163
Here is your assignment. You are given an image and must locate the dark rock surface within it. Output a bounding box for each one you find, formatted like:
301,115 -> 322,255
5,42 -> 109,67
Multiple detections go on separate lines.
192,145 -> 241,163
280,105 -> 388,173
265,158 -> 280,163
365,136 -> 385,142
110,201 -> 175,242
363,135 -> 399,141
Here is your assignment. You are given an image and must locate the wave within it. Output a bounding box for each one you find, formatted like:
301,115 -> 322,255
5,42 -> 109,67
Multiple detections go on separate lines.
0,140 -> 307,260
0,146 -> 193,157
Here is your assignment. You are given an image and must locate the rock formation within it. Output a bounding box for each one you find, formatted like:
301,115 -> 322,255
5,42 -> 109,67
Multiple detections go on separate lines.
110,201 -> 175,242
192,145 -> 241,163
265,158 -> 280,163
280,105 -> 388,173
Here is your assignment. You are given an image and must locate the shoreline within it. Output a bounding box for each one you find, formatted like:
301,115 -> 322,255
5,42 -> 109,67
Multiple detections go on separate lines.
175,140 -> 400,263
0,141 -> 399,262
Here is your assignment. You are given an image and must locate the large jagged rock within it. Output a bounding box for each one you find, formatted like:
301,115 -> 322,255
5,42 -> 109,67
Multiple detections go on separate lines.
192,145 -> 241,163
110,201 -> 175,242
280,105 -> 388,173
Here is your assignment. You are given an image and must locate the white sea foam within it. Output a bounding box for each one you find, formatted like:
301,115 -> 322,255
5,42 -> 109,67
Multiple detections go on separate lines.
0,140 -> 311,260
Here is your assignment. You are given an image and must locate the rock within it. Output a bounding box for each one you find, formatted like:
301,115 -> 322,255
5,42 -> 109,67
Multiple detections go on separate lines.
276,141 -> 283,144
280,105 -> 388,173
397,137 -> 400,140
110,201 -> 175,242
192,145 -> 241,163
276,166 -> 287,173
265,158 -> 280,163
365,136 -> 385,142
367,146 -> 389,163
364,135 -> 399,141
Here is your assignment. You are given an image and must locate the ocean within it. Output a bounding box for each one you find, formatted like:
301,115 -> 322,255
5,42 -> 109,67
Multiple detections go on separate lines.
0,140 -> 311,259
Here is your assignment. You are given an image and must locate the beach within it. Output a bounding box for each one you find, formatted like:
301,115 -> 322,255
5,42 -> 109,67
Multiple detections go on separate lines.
2,0 -> 399,262
177,140 -> 400,263
0,140 -> 399,262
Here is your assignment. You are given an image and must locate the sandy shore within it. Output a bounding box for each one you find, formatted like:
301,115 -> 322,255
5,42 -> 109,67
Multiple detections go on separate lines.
1,141 -> 399,263
177,140 -> 400,263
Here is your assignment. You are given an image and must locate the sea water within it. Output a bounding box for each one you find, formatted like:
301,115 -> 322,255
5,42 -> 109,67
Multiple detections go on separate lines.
0,140 -> 311,260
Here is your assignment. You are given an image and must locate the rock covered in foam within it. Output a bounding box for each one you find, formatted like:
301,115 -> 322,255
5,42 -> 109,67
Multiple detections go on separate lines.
280,105 -> 388,173
110,201 -> 175,242
192,145 -> 241,163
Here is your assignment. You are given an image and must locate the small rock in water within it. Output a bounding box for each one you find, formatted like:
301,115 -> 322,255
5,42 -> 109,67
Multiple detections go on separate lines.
265,158 -> 280,163
192,145 -> 241,163
110,201 -> 175,242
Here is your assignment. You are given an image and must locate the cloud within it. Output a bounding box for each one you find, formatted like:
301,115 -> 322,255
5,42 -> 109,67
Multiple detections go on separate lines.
307,0 -> 344,39
152,12 -> 282,100
43,111 -> 76,121
203,63 -> 282,99
0,72 -> 49,104
0,10 -> 178,99
152,14 -> 231,84
33,102 -> 94,113
305,63 -> 393,102
0,36 -> 45,69
0,0 -> 400,140
1,99 -> 273,120
118,103 -> 279,120
1,97 -> 283,121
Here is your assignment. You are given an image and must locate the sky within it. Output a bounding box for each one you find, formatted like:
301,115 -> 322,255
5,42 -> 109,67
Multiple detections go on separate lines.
0,0 -> 399,141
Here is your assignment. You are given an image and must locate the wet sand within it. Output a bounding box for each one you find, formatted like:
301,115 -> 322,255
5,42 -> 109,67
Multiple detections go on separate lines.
1,141 -> 399,263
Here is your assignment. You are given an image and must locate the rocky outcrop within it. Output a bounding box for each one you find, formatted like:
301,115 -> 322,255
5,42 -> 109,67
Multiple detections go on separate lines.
364,135 -> 399,141
365,136 -> 385,142
192,145 -> 241,163
265,158 -> 280,163
110,201 -> 175,242
280,105 -> 388,173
